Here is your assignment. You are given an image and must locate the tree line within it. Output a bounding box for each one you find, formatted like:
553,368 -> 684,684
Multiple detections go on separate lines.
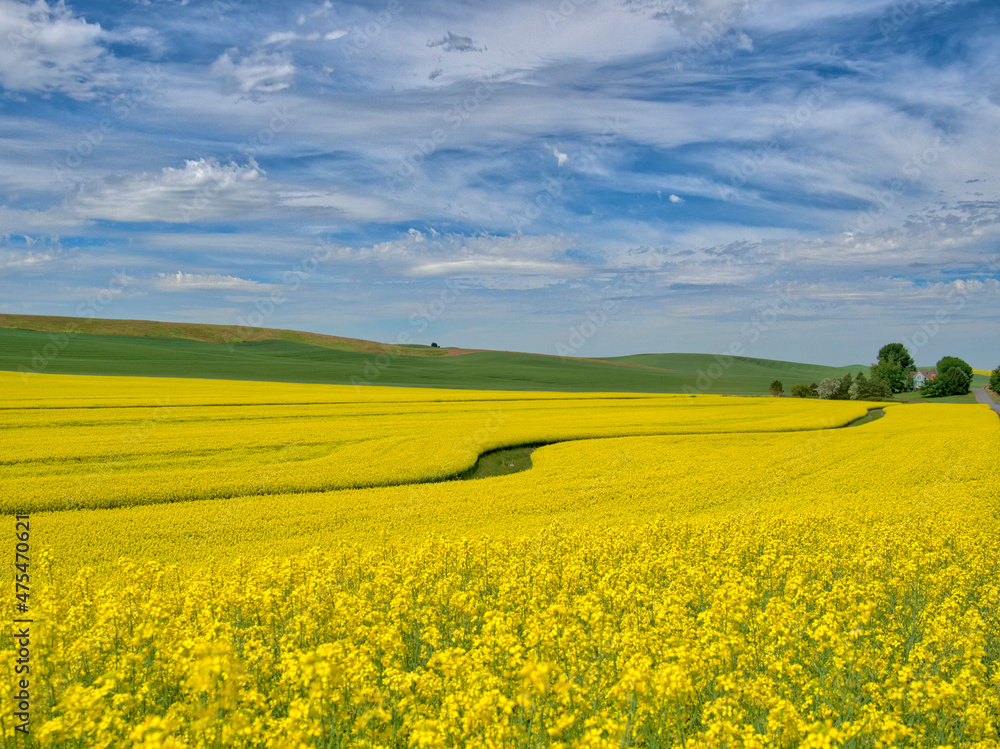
770,343 -> 993,400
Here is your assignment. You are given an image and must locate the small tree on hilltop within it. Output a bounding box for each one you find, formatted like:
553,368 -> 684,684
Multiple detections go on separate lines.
769,380 -> 784,397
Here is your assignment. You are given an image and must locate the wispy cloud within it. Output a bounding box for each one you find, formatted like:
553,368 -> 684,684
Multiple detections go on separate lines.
210,49 -> 295,94
0,0 -> 996,365
72,159 -> 270,223
153,272 -> 272,292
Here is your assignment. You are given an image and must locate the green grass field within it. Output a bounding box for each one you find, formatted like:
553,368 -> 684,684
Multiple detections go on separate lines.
0,319 -> 867,395
1,315 -> 986,397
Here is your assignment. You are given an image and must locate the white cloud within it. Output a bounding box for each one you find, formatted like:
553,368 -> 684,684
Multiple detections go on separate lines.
0,248 -> 57,270
153,272 -> 270,292
263,31 -> 298,47
72,159 -> 270,223
0,0 -> 110,99
277,189 -> 400,222
410,258 -> 573,277
333,230 -> 586,287
669,194 -> 684,203
545,143 -> 569,167
210,49 -> 295,94
68,158 -> 405,224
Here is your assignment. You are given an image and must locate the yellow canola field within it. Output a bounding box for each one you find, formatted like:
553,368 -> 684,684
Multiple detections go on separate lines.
0,371 -> 876,513
2,373 -> 998,747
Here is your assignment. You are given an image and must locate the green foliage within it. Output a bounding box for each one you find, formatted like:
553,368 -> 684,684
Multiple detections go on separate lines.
839,372 -> 853,398
790,383 -> 816,398
877,342 -> 915,371
769,380 -> 783,397
817,374 -> 854,400
871,343 -> 916,393
921,365 -> 971,397
817,378 -> 841,399
870,360 -> 913,393
935,356 -> 972,381
849,371 -> 892,400
990,366 -> 1000,392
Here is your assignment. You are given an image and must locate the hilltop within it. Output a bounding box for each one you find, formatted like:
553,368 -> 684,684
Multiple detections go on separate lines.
1,314 -> 868,394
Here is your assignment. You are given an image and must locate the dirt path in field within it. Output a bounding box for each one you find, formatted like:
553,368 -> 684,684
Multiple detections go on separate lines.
972,388 -> 1000,418
842,408 -> 884,427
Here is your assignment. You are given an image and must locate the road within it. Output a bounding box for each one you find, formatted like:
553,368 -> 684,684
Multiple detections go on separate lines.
972,388 -> 1000,418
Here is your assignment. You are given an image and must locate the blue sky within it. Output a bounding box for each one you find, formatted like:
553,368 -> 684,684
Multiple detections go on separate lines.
1,0 -> 998,366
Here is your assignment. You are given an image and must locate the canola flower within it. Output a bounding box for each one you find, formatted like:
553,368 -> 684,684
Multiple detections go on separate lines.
0,372 -> 997,746
0,371 -> 876,513
6,516 -> 999,747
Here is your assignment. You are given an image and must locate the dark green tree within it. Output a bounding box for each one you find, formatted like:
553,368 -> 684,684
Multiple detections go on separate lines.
870,360 -> 911,393
877,342 -> 915,370
935,356 -> 972,382
939,366 -> 971,395
871,343 -> 916,393
849,371 -> 891,400
837,372 -> 854,399
920,361 -> 971,397
790,383 -> 816,398
769,380 -> 784,397
990,366 -> 1000,392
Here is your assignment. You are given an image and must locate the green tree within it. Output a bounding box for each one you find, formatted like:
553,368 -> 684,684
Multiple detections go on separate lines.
838,372 -> 853,399
849,371 -> 891,400
990,366 -> 1000,392
871,342 -> 916,392
935,356 -> 972,382
790,383 -> 815,398
938,367 -> 971,395
769,380 -> 783,397
870,360 -> 912,393
877,342 -> 915,371
920,360 -> 972,397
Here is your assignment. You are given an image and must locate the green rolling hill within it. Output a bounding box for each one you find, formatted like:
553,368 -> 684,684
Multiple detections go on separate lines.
0,314 -> 871,394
